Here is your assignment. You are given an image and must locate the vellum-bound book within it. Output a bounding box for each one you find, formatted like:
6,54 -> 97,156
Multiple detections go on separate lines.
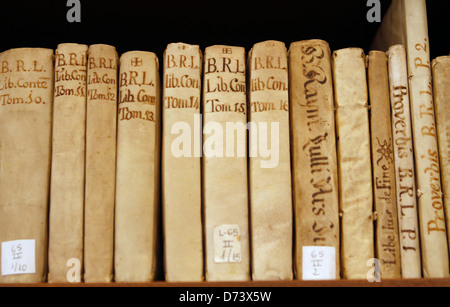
248,40 -> 293,281
367,51 -> 402,279
432,56 -> 450,256
373,0 -> 449,278
84,44 -> 118,283
387,45 -> 422,278
288,40 -> 340,280
162,43 -> 203,282
332,48 -> 374,280
0,48 -> 53,283
202,45 -> 250,281
48,43 -> 88,283
114,51 -> 160,282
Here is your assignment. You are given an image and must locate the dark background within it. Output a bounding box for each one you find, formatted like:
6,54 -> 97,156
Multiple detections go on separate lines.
0,0 -> 448,62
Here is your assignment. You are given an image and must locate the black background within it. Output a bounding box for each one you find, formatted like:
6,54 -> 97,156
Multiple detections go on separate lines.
1,0 -> 448,62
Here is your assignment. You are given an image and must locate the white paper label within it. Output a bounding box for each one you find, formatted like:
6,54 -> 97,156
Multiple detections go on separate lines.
213,225 -> 242,263
302,246 -> 336,280
1,240 -> 36,276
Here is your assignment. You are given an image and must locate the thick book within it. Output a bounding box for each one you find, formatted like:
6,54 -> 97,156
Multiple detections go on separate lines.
84,44 -> 118,283
371,0 -> 406,51
202,45 -> 250,281
114,51 -> 160,282
367,51 -> 401,279
332,48 -> 374,280
0,48 -> 54,283
288,40 -> 340,280
48,43 -> 88,283
162,43 -> 204,282
248,40 -> 293,281
402,0 -> 449,278
387,45 -> 422,278
432,56 -> 450,257
373,0 -> 449,278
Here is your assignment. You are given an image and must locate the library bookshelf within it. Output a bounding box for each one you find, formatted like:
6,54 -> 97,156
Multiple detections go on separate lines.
0,0 -> 449,288
1,278 -> 450,287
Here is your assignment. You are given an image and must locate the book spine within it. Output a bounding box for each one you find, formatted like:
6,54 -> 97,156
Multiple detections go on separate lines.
114,51 -> 160,282
371,0 -> 405,51
403,0 -> 449,278
289,40 -> 340,280
431,56 -> 450,259
162,43 -> 203,282
202,45 -> 250,281
48,43 -> 88,283
367,51 -> 402,279
248,40 -> 293,281
332,48 -> 374,280
84,44 -> 118,283
0,48 -> 54,283
387,45 -> 422,278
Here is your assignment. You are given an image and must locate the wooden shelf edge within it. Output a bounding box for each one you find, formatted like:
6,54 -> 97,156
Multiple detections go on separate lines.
1,278 -> 449,287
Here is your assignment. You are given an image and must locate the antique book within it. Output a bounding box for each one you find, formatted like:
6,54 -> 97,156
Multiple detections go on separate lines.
332,48 -> 374,280
406,33 -> 450,277
402,0 -> 449,278
432,56 -> 450,256
371,0 -> 405,51
367,51 -> 401,279
387,45 -> 422,278
84,44 -> 118,283
374,0 -> 449,278
162,43 -> 203,282
288,40 -> 340,280
248,40 -> 293,281
48,43 -> 88,283
114,51 -> 160,282
0,48 -> 53,283
202,45 -> 250,281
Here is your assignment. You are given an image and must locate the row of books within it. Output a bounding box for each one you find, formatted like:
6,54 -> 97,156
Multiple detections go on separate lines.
0,0 -> 449,283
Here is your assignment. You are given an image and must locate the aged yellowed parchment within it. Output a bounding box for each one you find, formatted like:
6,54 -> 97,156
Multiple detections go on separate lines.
114,51 -> 160,282
84,44 -> 118,283
368,51 -> 401,279
289,40 -> 340,280
387,45 -> 422,278
332,48 -> 374,280
203,45 -> 250,281
249,40 -> 293,281
0,48 -> 53,283
432,56 -> 450,259
48,43 -> 88,283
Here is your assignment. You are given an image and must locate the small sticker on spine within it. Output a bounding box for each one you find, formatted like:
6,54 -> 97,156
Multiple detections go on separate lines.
1,240 -> 36,276
302,246 -> 336,280
213,225 -> 242,263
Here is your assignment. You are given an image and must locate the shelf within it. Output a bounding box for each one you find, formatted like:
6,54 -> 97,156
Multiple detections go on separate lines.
1,278 -> 450,287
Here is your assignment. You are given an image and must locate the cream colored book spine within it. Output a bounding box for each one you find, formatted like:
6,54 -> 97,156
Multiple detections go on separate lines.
114,51 -> 160,282
432,56 -> 450,257
84,44 -> 118,283
289,40 -> 340,280
202,45 -> 250,281
387,45 -> 422,278
48,43 -> 88,283
372,0 -> 449,278
403,0 -> 449,278
367,51 -> 401,279
332,48 -> 374,280
0,48 -> 53,283
162,43 -> 203,282
371,0 -> 405,51
248,40 -> 293,281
